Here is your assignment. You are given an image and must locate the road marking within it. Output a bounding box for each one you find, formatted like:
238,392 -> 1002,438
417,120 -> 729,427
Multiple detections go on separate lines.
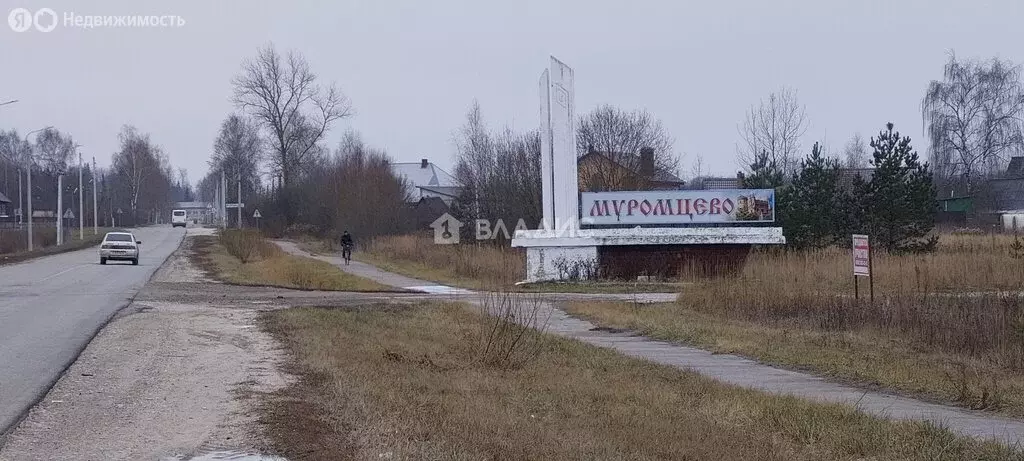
37,265 -> 87,283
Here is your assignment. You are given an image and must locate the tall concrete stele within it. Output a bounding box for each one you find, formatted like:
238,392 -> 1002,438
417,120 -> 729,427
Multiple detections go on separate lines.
512,56 -> 786,283
512,56 -> 597,282
539,56 -> 579,233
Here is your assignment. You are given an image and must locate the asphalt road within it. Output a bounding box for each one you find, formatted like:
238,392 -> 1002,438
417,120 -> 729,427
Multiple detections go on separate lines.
0,225 -> 185,435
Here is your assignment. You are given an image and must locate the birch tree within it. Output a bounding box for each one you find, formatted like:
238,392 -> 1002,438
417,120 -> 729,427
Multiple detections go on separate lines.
923,53 -> 1024,192
738,87 -> 809,177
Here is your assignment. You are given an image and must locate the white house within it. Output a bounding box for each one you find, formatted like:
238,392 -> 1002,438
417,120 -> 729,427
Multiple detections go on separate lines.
391,159 -> 461,205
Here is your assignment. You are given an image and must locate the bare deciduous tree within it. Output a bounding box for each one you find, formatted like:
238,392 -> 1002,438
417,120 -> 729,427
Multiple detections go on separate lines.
176,168 -> 194,201
211,114 -> 263,183
689,153 -> 706,185
231,43 -> 351,190
34,128 -> 74,174
843,133 -> 869,169
922,52 -> 1024,193
111,125 -> 171,222
737,87 -> 809,176
576,105 -> 678,191
318,130 -> 411,238
452,101 -> 543,234
0,130 -> 29,197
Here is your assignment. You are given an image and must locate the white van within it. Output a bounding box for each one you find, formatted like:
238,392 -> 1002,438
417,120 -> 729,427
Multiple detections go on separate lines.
171,209 -> 187,228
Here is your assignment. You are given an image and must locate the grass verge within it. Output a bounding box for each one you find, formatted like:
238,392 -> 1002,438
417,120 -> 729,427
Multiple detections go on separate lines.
564,300 -> 1024,417
0,228 -> 112,266
192,230 -> 396,292
258,302 -> 1021,460
356,234 -> 682,293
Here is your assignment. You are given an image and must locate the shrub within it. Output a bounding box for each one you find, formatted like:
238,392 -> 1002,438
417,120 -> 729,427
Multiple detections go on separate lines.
219,229 -> 270,263
470,291 -> 549,370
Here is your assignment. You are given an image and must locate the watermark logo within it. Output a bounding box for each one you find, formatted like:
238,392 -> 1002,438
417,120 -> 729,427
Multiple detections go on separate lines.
7,7 -> 56,32
430,213 -> 583,244
430,213 -> 462,244
7,7 -> 185,32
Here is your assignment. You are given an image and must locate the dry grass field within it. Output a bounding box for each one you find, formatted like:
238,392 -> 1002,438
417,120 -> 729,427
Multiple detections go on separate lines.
565,232 -> 1024,415
353,231 -> 1024,415
360,232 -> 1024,293
359,234 -> 526,289
258,302 -> 1022,460
193,230 -> 394,291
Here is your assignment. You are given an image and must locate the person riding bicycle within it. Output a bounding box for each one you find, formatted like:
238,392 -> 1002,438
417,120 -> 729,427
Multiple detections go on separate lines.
340,230 -> 354,261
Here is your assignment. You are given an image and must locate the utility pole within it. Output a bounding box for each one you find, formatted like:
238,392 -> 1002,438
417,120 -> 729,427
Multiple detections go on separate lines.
17,168 -> 21,225
221,169 -> 226,229
78,152 -> 83,240
214,173 -> 220,227
236,171 -> 242,229
57,173 -> 63,246
24,126 -> 52,251
92,157 -> 97,234
26,165 -> 32,250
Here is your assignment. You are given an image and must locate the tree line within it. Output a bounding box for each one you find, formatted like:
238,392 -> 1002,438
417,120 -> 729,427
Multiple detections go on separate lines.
734,51 -> 1024,253
206,44 -> 1019,253
0,125 -> 190,228
200,43 -> 411,240
748,122 -> 937,254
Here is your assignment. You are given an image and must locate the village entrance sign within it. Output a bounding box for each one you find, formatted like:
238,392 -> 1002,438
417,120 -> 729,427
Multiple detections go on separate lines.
510,56 -> 786,283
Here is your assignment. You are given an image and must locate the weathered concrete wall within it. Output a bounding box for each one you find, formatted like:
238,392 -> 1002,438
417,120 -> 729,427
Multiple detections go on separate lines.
512,227 -> 783,283
598,244 -> 752,280
524,246 -> 598,283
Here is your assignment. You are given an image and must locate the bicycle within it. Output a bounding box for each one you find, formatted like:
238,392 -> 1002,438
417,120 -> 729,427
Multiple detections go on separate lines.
342,243 -> 353,265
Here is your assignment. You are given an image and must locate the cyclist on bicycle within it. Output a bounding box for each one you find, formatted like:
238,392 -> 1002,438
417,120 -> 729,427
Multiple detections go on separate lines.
340,230 -> 354,261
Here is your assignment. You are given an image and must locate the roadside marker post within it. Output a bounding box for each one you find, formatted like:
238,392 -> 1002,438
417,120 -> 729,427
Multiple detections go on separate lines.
852,234 -> 873,303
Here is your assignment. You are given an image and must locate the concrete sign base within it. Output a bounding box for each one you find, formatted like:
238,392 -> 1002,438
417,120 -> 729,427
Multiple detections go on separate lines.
512,227 -> 786,283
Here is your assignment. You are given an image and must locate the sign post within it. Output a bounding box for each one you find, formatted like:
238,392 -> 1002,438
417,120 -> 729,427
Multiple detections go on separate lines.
252,208 -> 262,231
852,234 -> 872,302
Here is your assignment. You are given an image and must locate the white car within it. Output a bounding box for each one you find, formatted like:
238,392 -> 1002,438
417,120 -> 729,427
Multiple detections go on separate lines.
171,209 -> 187,228
99,231 -> 141,265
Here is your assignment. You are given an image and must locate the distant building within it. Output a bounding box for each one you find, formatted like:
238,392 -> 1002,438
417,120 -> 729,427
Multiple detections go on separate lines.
577,147 -> 685,191
406,196 -> 451,231
691,176 -> 742,190
940,156 -> 1024,230
0,191 -> 10,222
173,201 -> 215,224
390,159 -> 462,230
391,159 -> 461,206
838,167 -> 874,191
31,210 -> 57,222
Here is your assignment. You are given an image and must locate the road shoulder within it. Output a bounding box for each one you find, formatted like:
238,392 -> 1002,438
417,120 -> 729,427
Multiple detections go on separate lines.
0,229 -> 292,461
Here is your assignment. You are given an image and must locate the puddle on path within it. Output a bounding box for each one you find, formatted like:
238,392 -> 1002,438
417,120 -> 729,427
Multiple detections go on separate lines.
163,450 -> 287,461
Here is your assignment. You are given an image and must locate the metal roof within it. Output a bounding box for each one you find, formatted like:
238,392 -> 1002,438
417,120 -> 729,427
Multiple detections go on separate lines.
391,161 -> 459,189
174,201 -> 213,209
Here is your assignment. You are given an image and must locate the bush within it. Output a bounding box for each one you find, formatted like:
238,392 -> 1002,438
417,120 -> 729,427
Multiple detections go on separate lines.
470,291 -> 549,370
219,229 -> 272,263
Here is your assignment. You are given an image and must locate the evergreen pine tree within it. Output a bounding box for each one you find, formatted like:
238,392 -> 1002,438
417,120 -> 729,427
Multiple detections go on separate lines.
852,122 -> 938,254
740,150 -> 785,189
782,142 -> 843,250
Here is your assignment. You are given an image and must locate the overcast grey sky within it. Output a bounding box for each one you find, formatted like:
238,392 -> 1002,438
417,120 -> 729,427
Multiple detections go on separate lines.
2,0 -> 1022,183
